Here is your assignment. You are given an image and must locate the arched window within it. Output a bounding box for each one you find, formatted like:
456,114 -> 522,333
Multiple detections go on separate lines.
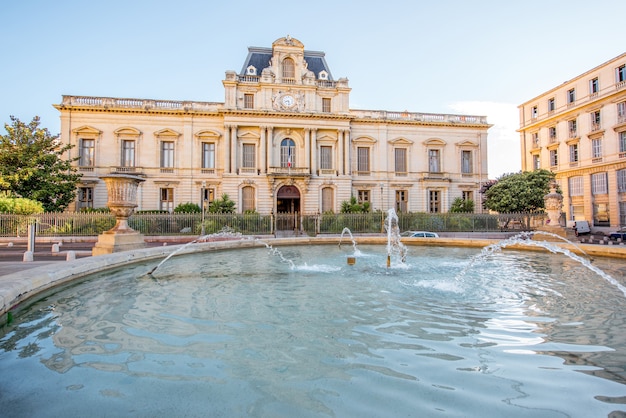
280,139 -> 296,168
242,186 -> 255,212
282,58 -> 295,79
321,187 -> 334,213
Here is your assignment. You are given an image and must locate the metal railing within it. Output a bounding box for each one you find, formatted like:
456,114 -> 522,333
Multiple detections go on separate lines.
0,212 -> 547,238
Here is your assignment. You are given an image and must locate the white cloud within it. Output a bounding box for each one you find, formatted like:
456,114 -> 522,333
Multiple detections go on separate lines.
448,101 -> 520,179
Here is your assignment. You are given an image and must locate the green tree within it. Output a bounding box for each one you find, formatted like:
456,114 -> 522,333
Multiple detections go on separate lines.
482,169 -> 556,213
0,116 -> 81,211
449,197 -> 474,213
208,193 -> 236,213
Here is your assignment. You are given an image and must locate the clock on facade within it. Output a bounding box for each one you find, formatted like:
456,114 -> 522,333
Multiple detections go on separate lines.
281,94 -> 295,108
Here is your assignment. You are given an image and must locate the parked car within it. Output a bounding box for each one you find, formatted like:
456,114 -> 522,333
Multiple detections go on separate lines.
609,228 -> 626,240
572,221 -> 590,236
400,231 -> 439,238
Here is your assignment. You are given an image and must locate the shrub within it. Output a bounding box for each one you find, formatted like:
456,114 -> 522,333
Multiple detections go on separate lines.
174,202 -> 201,213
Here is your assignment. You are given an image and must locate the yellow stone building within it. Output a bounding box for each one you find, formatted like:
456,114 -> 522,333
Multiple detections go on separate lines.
56,36 -> 490,215
519,52 -> 626,230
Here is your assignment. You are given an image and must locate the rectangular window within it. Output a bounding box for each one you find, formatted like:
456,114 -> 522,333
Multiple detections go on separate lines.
594,203 -> 610,227
395,148 -> 407,174
357,147 -> 370,173
242,186 -> 255,212
462,191 -> 473,202
121,140 -> 135,167
242,144 -> 255,168
322,98 -> 331,113
243,94 -> 254,109
617,64 -> 626,83
567,88 -> 576,104
160,188 -> 174,212
201,188 -> 214,209
202,142 -> 215,169
592,138 -> 602,159
77,187 -> 93,210
161,141 -> 174,168
591,172 -> 608,195
549,149 -> 558,167
569,176 -> 584,196
618,101 -> 626,122
620,202 -> 626,228
461,150 -> 472,174
620,132 -> 626,153
617,169 -> 626,192
548,97 -> 555,112
590,77 -> 599,94
568,119 -> 577,138
395,190 -> 407,213
569,143 -> 579,163
531,105 -> 538,118
532,132 -> 539,147
548,126 -> 557,141
533,154 -> 540,170
591,110 -> 601,131
320,146 -> 332,170
79,139 -> 94,166
321,187 -> 334,212
357,190 -> 370,204
428,190 -> 440,213
428,149 -> 440,172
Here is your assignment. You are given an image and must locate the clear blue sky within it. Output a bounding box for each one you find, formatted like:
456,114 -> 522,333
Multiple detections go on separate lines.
2,0 -> 625,178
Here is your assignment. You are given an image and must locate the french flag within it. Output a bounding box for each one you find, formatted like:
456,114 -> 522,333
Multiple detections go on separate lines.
287,148 -> 292,168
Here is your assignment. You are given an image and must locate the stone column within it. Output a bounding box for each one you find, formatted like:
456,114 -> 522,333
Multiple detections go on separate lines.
266,126 -> 274,169
344,129 -> 351,176
93,174 -> 146,255
338,129 -> 344,175
230,124 -> 238,174
260,126 -> 267,174
224,124 -> 231,174
304,128 -> 311,173
310,129 -> 317,175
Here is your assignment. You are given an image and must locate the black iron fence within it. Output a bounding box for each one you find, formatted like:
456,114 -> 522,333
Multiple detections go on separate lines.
0,211 -> 547,238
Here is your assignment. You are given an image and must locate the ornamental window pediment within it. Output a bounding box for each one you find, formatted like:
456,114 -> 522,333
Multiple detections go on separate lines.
73,125 -> 102,137
154,128 -> 181,140
246,65 -> 257,75
352,136 -> 377,144
389,137 -> 413,146
317,133 -> 337,144
114,127 -> 142,139
456,140 -> 478,148
423,138 -> 446,147
195,130 -> 222,141
238,131 -> 261,142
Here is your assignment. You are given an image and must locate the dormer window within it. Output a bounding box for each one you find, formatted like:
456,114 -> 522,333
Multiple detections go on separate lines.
246,65 -> 257,75
282,58 -> 295,79
318,70 -> 328,80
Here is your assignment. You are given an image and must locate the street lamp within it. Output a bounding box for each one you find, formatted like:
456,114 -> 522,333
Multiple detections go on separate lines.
201,181 -> 206,236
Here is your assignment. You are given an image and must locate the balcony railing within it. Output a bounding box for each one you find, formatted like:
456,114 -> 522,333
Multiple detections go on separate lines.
267,167 -> 310,176
111,166 -> 143,174
351,109 -> 488,125
60,96 -> 222,113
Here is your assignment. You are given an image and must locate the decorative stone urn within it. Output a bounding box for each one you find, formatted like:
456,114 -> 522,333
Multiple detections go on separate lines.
544,180 -> 563,227
534,179 -> 576,240
92,174 -> 146,256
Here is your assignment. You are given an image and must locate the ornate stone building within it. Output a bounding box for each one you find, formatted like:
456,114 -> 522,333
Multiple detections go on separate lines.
56,36 -> 490,216
519,52 -> 626,230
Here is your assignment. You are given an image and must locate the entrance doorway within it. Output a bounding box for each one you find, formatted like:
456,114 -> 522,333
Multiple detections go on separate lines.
276,185 -> 301,232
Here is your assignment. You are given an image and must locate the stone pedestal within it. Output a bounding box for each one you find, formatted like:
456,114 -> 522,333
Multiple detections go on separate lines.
533,180 -> 577,242
93,174 -> 146,256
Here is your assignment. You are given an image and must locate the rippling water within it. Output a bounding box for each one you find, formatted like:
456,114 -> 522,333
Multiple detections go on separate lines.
1,245 -> 626,417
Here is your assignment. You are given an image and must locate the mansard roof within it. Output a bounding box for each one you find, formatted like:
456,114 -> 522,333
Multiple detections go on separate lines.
239,37 -> 334,81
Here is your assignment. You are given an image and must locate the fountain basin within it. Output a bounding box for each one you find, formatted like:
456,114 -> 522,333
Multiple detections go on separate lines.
1,239 -> 626,417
